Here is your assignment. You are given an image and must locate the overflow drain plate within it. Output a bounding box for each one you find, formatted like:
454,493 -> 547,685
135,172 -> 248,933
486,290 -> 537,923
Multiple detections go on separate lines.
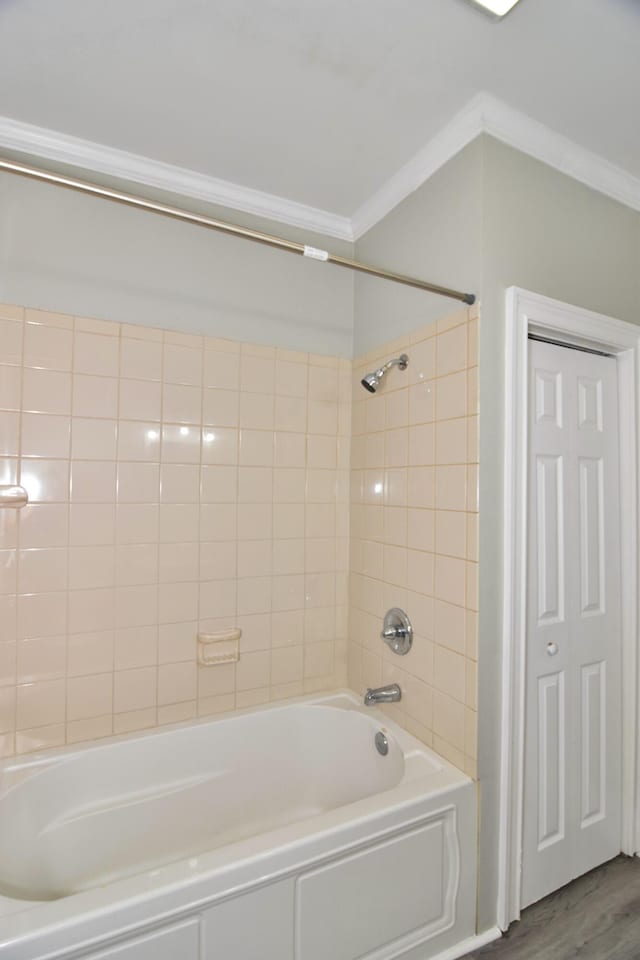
375,731 -> 389,756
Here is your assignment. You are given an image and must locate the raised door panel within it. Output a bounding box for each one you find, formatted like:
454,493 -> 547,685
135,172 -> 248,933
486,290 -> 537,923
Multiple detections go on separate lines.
537,672 -> 566,850
578,458 -> 605,618
535,369 -> 562,427
535,455 -> 565,625
580,661 -> 606,828
577,377 -> 603,432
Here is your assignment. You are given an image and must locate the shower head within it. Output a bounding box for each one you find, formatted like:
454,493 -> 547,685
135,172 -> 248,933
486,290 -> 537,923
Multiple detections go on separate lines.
361,354 -> 409,393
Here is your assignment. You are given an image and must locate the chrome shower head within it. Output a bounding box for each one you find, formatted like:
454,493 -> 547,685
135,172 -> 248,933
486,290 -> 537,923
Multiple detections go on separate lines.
361,354 -> 408,393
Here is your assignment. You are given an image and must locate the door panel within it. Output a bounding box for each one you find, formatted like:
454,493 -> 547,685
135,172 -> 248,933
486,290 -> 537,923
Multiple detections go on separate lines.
578,458 -> 604,616
536,671 -> 565,849
522,340 -> 621,908
580,660 -> 605,827
535,455 -> 565,624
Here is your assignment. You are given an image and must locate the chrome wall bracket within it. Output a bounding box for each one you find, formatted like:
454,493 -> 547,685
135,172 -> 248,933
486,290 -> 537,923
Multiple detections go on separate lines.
381,608 -> 413,656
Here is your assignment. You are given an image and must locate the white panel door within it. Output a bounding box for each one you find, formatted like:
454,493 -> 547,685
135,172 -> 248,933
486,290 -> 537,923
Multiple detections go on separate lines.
522,339 -> 622,908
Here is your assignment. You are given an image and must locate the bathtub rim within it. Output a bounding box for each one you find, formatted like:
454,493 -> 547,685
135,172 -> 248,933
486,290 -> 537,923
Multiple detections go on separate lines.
0,688 -> 438,784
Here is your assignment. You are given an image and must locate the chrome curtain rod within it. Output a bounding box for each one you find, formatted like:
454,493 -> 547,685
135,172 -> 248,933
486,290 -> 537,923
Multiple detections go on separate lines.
0,156 -> 475,305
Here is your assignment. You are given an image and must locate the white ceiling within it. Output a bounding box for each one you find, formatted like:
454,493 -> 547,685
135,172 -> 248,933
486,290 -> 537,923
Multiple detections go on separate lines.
0,0 -> 639,221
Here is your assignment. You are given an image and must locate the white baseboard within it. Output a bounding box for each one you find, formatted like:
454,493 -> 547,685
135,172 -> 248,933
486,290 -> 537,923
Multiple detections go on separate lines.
429,927 -> 502,960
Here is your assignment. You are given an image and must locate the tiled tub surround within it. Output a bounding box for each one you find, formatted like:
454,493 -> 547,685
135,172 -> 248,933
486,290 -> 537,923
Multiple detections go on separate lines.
0,304 -> 350,756
348,308 -> 478,777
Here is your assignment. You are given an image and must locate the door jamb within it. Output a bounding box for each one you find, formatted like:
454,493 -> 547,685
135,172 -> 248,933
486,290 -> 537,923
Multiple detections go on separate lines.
497,287 -> 640,930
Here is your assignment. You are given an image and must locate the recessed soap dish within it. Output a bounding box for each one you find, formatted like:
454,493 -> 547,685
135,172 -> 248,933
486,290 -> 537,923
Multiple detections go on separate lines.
197,628 -> 241,666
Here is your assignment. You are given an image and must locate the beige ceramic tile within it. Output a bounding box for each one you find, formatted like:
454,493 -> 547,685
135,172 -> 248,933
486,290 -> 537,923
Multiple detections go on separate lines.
67,674 -> 113,721
436,325 -> 467,377
119,379 -> 162,421
19,460 -> 69,504
71,461 -> 117,503
67,715 -> 113,744
117,463 -> 160,503
120,338 -> 163,381
67,631 -> 114,677
203,351 -> 240,390
16,635 -> 66,683
22,368 -> 72,416
72,418 -> 118,460
23,323 -> 72,371
16,679 -> 66,729
21,413 -> 70,459
163,344 -> 202,386
0,304 -> 25,322
74,332 -> 120,377
18,547 -> 68,594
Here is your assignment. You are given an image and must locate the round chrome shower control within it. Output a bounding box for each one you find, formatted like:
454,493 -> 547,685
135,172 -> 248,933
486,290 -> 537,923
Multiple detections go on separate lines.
546,641 -> 559,656
381,608 -> 413,656
375,731 -> 389,756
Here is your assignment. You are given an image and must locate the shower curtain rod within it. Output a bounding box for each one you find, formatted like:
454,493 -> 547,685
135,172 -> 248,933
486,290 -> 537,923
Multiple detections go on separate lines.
0,156 -> 475,305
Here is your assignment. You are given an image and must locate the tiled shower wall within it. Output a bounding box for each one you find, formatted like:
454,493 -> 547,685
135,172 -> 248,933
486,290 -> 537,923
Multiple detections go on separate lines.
348,307 -> 478,776
0,303 -> 350,756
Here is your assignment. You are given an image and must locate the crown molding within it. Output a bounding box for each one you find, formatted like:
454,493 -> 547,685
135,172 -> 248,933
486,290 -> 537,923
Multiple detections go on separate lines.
479,94 -> 640,214
351,94 -> 486,239
352,92 -> 640,240
0,115 -> 353,242
2,96 -> 640,247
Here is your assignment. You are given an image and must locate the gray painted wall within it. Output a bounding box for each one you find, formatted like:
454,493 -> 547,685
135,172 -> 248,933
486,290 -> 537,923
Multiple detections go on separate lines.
476,135 -> 640,932
353,138 -> 483,357
0,170 -> 354,357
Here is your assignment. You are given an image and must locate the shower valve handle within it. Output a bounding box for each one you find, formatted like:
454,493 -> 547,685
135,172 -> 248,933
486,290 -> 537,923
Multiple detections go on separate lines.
381,608 -> 413,656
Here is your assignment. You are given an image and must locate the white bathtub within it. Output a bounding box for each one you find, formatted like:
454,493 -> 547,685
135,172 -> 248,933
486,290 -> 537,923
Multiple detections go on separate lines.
0,691 -> 478,960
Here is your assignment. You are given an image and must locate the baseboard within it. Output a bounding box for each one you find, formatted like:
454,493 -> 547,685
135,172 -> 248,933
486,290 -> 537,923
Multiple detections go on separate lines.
429,927 -> 502,960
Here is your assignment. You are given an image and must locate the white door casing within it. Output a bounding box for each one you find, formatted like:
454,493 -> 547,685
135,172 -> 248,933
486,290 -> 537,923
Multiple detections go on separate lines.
498,289 -> 640,930
522,339 -> 621,908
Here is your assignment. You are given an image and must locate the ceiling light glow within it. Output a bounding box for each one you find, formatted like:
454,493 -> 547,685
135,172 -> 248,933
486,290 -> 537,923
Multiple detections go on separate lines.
469,0 -> 521,16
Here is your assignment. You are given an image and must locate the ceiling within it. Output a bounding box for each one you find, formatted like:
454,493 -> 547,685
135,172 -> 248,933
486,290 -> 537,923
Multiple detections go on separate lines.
0,0 -> 638,220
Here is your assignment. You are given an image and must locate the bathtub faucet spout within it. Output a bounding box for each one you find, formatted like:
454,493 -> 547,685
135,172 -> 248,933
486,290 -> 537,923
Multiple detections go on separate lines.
364,683 -> 401,706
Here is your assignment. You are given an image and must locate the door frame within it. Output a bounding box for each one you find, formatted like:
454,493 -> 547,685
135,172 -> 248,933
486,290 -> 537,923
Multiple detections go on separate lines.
497,287 -> 640,930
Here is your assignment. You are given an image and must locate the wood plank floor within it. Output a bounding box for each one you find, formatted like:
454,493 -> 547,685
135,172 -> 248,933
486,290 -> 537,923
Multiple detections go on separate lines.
464,856 -> 640,960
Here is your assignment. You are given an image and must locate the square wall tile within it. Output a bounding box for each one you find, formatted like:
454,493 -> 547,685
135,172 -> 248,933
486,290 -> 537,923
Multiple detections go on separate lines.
120,339 -> 162,381
120,380 -> 162,421
74,332 -> 119,377
21,414 -> 70,459
23,369 -> 72,415
72,418 -> 118,460
163,345 -> 202,386
23,322 -> 72,371
71,462 -> 117,503
73,375 -> 118,419
204,351 -> 239,390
